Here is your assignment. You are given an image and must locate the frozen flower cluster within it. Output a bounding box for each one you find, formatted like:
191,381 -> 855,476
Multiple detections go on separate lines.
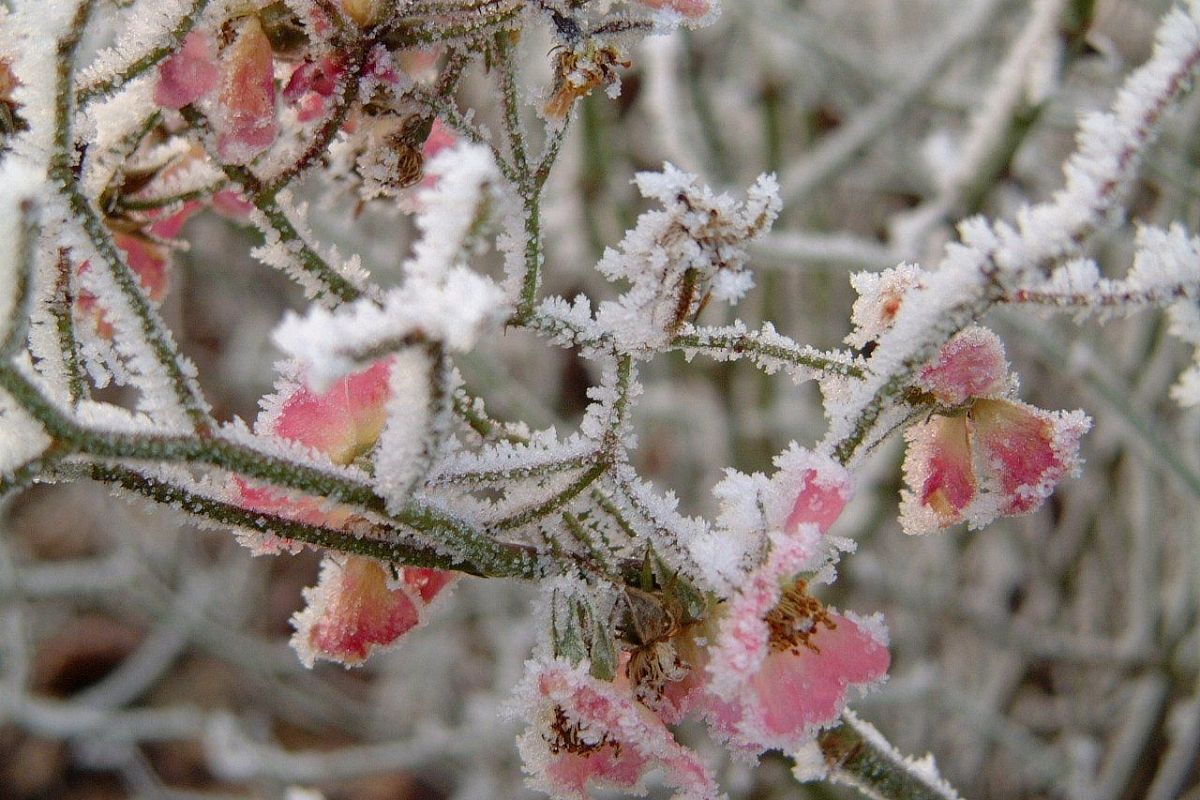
2,1 -> 1200,799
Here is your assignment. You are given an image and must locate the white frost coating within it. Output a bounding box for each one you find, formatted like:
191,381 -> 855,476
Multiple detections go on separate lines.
75,258 -> 195,432
3,2 -> 79,162
845,265 -> 926,350
790,739 -> 829,783
273,270 -> 505,392
935,0 -> 1064,197
996,2 -> 1200,272
409,143 -> 501,284
0,391 -> 52,474
1128,224 -> 1200,297
430,433 -> 596,485
374,348 -> 434,513
679,322 -> 858,384
273,144 -> 508,391
250,189 -> 370,302
594,164 -> 780,351
0,161 -> 45,343
80,76 -> 158,199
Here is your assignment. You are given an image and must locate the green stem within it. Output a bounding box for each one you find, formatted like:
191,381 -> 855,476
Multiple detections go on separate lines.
178,105 -> 363,306
50,0 -> 212,432
68,463 -> 535,578
818,716 -> 961,800
670,329 -> 864,379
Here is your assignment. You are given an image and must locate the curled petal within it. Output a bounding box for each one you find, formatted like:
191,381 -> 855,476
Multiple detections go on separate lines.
773,446 -> 852,535
270,359 -> 392,465
899,414 -> 976,535
973,399 -> 1090,516
514,659 -> 722,800
291,555 -> 422,667
733,611 -> 889,753
918,326 -> 1009,405
111,233 -> 169,301
155,30 -> 218,109
216,17 -> 278,164
146,200 -> 203,240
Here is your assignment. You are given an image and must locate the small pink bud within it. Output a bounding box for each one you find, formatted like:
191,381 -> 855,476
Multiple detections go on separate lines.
215,16 -> 279,164
919,326 -> 1009,406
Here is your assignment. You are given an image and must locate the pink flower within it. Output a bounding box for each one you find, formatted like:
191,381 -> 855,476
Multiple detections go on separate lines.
513,659 -> 721,800
900,327 -> 1091,534
660,456 -> 890,756
231,359 -> 457,665
155,30 -> 219,110
215,16 -> 278,164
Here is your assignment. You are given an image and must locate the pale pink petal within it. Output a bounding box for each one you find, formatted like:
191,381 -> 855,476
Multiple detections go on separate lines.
418,119 -> 459,188
290,554 -> 422,667
270,359 -> 392,465
899,414 -> 977,535
514,659 -> 721,800
147,200 -> 203,239
397,47 -> 441,82
736,611 -> 889,752
342,359 -> 393,443
973,399 -> 1090,516
284,54 -> 346,122
111,233 -> 169,301
773,448 -> 852,536
211,189 -> 255,219
706,529 -> 821,699
401,566 -> 456,603
918,326 -> 1009,406
231,475 -> 349,527
155,30 -> 218,109
216,17 -> 278,164
634,0 -> 712,20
